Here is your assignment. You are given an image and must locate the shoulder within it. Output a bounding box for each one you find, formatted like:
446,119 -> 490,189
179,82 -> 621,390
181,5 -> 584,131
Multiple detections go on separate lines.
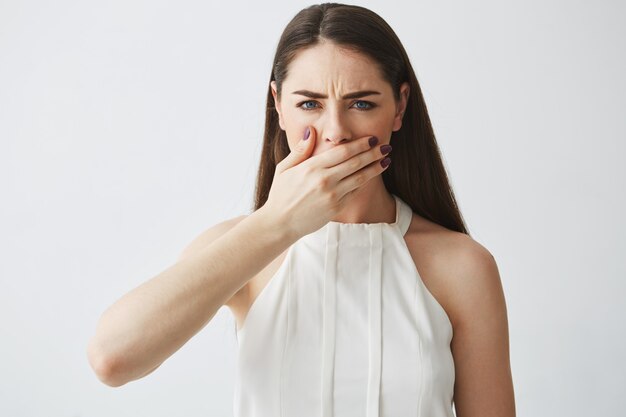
403,213 -> 504,331
405,213 -> 516,415
177,214 -> 249,261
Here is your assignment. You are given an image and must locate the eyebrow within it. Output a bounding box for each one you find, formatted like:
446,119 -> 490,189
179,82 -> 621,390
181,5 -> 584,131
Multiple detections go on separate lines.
291,89 -> 382,99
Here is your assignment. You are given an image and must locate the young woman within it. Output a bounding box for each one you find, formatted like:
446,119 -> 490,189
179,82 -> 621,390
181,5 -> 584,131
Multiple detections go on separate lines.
87,3 -> 515,417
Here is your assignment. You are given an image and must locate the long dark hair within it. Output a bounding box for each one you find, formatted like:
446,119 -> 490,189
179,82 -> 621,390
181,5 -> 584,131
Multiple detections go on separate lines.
252,2 -> 469,235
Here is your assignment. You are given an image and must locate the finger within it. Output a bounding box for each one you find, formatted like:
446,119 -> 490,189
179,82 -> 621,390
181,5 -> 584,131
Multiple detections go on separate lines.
336,151 -> 392,198
275,126 -> 316,174
307,134 -> 379,170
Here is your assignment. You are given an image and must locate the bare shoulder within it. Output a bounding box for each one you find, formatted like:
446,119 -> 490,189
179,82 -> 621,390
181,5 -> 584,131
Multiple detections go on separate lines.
177,214 -> 249,261
405,213 -> 516,416
403,213 -> 503,330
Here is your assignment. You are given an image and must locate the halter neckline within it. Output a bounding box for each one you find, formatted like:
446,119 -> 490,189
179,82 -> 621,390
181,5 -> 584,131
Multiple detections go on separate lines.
300,193 -> 412,246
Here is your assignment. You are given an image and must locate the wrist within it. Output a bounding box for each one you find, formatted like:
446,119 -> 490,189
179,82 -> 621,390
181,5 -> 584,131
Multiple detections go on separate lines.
249,205 -> 299,246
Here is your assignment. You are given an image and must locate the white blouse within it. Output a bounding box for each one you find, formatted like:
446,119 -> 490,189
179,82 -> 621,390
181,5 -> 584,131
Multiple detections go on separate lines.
234,194 -> 455,417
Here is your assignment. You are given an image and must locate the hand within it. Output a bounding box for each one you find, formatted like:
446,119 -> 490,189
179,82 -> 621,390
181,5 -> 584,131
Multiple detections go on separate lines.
261,125 -> 392,238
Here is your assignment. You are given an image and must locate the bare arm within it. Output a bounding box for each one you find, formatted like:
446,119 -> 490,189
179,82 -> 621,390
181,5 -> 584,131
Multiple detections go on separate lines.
86,125 -> 390,387
86,207 -> 297,387
448,239 -> 516,417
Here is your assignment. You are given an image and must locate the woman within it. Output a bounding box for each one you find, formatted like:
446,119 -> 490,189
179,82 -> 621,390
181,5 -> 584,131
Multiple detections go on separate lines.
87,3 -> 516,417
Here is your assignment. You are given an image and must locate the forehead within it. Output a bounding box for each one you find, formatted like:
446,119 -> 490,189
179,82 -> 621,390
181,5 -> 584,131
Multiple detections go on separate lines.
283,41 -> 388,91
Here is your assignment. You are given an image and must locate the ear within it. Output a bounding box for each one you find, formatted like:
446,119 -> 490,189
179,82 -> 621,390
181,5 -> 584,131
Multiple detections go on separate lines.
392,82 -> 410,132
270,81 -> 286,131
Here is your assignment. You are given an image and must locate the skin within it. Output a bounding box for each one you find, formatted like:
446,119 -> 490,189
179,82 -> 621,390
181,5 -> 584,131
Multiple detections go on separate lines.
271,39 -> 410,225
89,40 -> 515,414
266,39 -> 516,416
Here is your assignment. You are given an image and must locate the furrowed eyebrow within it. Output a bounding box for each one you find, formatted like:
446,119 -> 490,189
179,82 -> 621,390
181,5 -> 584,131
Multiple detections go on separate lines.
291,89 -> 382,99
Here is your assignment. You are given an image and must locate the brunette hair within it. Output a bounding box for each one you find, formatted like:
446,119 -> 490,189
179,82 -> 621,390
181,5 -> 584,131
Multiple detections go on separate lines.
253,2 -> 468,234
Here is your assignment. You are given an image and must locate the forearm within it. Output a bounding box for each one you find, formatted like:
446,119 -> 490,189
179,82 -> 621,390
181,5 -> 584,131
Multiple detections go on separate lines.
87,207 -> 296,386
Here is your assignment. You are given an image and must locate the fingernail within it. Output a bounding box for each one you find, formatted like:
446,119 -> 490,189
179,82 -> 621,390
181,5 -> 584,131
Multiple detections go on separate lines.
380,144 -> 392,155
369,136 -> 378,147
304,127 -> 310,140
380,157 -> 391,168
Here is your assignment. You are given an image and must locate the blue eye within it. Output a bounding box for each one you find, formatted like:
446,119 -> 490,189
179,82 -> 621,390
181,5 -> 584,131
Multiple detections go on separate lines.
296,100 -> 377,111
354,100 -> 374,110
299,100 -> 319,110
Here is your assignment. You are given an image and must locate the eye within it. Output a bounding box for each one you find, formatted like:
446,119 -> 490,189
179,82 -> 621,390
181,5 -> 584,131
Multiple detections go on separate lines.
353,100 -> 376,110
296,100 -> 377,111
297,100 -> 319,111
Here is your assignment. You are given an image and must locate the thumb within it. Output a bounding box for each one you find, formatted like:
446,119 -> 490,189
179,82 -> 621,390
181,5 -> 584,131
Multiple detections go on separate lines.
276,126 -> 316,173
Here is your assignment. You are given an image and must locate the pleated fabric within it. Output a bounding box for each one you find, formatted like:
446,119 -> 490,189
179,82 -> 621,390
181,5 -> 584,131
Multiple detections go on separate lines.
234,194 -> 455,417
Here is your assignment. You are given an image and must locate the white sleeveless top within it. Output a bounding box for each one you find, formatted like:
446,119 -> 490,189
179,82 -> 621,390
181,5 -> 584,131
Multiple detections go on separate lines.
234,194 -> 455,417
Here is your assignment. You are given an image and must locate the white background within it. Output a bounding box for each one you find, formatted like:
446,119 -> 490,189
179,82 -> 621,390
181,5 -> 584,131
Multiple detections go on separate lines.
1,1 -> 624,416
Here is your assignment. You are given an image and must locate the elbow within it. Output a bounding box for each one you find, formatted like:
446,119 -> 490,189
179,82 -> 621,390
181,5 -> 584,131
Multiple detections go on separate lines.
86,337 -> 127,387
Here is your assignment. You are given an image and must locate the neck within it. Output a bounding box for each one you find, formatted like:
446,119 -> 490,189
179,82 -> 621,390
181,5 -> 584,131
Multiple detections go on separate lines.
330,177 -> 396,224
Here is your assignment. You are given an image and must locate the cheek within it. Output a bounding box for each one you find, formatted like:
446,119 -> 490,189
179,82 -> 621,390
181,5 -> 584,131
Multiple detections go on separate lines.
282,109 -> 309,147
358,115 -> 394,138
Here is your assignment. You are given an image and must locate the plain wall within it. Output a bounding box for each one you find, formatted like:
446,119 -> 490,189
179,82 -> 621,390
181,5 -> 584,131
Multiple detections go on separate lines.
1,0 -> 624,416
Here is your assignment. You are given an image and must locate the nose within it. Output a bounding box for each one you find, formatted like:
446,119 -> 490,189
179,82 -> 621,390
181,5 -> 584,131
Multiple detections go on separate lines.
321,106 -> 352,145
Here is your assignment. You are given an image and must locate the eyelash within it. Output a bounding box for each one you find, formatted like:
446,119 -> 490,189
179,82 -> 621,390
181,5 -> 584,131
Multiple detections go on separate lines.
296,100 -> 377,111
